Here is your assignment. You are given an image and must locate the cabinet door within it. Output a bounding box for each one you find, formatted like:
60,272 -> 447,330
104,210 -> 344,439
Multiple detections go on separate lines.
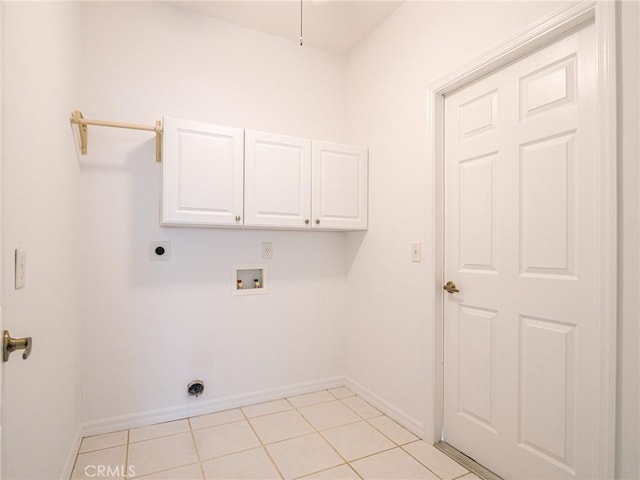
244,130 -> 312,228
312,141 -> 368,230
162,117 -> 244,227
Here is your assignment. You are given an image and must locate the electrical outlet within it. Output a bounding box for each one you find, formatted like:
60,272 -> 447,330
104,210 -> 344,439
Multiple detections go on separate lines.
15,249 -> 26,289
262,242 -> 273,260
150,241 -> 171,261
411,242 -> 422,263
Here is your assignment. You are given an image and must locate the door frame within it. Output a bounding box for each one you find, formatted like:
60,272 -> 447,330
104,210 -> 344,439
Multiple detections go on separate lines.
0,1 -> 4,477
428,1 -> 617,478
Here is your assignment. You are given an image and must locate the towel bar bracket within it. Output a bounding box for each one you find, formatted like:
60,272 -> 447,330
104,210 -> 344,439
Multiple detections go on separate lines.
70,110 -> 163,162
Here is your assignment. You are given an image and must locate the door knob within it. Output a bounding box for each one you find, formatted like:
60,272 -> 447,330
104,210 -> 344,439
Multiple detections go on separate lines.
3,330 -> 32,362
443,281 -> 460,294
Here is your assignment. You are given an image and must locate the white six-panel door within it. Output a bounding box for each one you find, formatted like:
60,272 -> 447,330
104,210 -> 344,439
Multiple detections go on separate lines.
443,23 -> 598,479
244,130 -> 312,228
162,117 -> 244,227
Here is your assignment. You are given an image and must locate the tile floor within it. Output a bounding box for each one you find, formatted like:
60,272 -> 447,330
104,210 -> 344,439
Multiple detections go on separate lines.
72,387 -> 480,480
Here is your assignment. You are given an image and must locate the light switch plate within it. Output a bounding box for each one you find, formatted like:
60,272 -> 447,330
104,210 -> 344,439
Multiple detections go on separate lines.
411,242 -> 422,263
15,249 -> 26,289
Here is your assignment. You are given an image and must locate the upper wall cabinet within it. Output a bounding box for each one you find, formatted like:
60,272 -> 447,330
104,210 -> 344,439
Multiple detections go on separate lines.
312,141 -> 368,230
244,130 -> 312,228
161,118 -> 368,231
162,117 -> 244,227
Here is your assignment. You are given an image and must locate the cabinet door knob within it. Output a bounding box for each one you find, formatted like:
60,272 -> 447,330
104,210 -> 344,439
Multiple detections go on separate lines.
315,219 -> 320,225
235,215 -> 241,222
305,219 -> 310,224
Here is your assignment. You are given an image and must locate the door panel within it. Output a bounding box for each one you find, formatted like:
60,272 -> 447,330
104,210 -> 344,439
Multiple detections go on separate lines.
443,22 -> 597,479
518,315 -> 575,469
457,305 -> 497,432
459,152 -> 498,272
520,132 -> 575,277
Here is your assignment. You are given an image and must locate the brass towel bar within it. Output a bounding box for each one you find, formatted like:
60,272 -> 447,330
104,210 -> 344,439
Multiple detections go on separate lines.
70,110 -> 163,162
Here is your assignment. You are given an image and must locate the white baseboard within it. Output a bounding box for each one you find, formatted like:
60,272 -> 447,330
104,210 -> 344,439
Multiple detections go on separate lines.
61,426 -> 83,479
80,375 -> 425,445
343,377 -> 425,439
81,376 -> 346,437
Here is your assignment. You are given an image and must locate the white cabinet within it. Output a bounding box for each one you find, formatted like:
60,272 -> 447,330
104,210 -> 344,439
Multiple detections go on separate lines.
244,130 -> 312,228
161,118 -> 368,231
162,117 -> 244,227
245,133 -> 368,230
312,141 -> 368,230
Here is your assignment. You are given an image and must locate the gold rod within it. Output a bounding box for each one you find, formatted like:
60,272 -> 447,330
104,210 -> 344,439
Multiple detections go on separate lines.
71,116 -> 160,133
70,110 -> 163,161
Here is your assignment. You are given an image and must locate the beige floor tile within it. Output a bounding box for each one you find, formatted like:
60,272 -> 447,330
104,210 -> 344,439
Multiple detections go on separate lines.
350,448 -> 439,480
288,391 -> 335,408
74,389 -> 471,480
249,409 -> 314,444
79,430 -> 128,453
327,387 -> 355,400
201,447 -> 281,479
71,446 -> 127,479
321,421 -> 394,461
300,464 -> 359,479
403,441 -> 468,480
129,419 -> 190,443
266,433 -> 343,480
242,399 -> 293,418
368,416 -> 418,445
340,396 -> 381,419
127,432 -> 198,477
193,420 -> 260,461
136,463 -> 203,479
298,401 -> 361,431
189,409 -> 244,430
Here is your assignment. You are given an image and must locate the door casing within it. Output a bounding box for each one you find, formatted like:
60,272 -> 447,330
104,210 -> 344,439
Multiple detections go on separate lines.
427,1 -> 617,478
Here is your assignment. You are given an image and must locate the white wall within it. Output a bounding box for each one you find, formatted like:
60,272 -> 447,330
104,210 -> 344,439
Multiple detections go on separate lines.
344,0 -> 567,437
1,2 -> 82,478
78,2 -> 350,425
345,0 -> 639,477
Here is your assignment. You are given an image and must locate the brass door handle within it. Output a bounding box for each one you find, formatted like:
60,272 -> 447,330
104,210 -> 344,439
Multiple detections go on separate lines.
443,281 -> 460,294
3,330 -> 32,362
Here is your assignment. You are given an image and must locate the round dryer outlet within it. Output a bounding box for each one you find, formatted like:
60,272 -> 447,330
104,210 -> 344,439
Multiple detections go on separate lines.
187,380 -> 205,397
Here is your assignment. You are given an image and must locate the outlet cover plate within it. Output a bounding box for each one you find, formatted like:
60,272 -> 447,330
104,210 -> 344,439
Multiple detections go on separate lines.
15,249 -> 26,289
262,242 -> 273,260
